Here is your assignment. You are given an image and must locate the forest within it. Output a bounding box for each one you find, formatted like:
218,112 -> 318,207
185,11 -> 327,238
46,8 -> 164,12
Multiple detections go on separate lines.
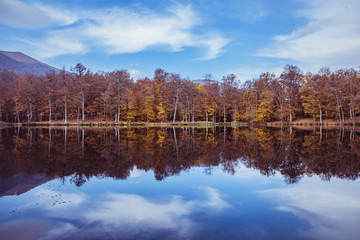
0,64 -> 359,124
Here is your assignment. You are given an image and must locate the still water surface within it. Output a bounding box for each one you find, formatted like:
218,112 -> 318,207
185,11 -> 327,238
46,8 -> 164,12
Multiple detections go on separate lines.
0,127 -> 359,240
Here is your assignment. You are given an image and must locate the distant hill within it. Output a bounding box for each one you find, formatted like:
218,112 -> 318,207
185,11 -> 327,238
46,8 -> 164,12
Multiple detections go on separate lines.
192,79 -> 217,85
0,50 -> 60,75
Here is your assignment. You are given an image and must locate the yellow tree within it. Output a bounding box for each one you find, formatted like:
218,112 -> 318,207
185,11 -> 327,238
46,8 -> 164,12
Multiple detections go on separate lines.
141,80 -> 157,122
257,90 -> 275,122
255,72 -> 276,122
300,73 -> 320,124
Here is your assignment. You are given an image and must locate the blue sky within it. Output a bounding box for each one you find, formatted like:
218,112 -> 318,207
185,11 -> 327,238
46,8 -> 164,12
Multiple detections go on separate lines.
0,0 -> 359,81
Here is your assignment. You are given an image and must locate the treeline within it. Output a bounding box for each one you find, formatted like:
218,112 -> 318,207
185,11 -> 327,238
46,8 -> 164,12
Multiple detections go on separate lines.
0,64 -> 359,123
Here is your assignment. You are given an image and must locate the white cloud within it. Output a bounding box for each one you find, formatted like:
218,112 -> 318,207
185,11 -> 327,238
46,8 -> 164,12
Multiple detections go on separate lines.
0,0 -> 49,28
241,3 -> 268,22
83,5 -> 196,54
129,69 -> 143,80
0,0 -> 79,28
34,3 -> 79,26
34,31 -> 87,59
259,177 -> 360,240
11,2 -> 228,60
257,0 -> 360,69
196,35 -> 229,60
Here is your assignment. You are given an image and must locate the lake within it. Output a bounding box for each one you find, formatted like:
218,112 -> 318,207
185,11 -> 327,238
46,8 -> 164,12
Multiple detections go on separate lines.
0,126 -> 359,240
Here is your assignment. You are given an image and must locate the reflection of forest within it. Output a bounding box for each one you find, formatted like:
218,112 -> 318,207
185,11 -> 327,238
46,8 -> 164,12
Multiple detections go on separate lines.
0,127 -> 359,186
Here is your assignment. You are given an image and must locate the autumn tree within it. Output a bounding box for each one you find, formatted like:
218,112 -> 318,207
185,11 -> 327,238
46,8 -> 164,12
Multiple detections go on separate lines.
71,63 -> 88,122
107,70 -> 132,123
341,69 -> 359,124
220,74 -> 239,123
279,65 -> 303,123
152,69 -> 167,122
57,68 -> 71,123
43,72 -> 58,122
167,73 -> 183,123
256,73 -> 276,122
300,73 -> 320,123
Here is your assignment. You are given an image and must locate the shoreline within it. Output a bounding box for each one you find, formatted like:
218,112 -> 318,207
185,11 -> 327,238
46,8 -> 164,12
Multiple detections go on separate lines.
2,121 -> 244,128
1,120 -> 360,128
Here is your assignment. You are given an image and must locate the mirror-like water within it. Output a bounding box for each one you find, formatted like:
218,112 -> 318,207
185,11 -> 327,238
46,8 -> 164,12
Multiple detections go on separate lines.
0,127 -> 359,240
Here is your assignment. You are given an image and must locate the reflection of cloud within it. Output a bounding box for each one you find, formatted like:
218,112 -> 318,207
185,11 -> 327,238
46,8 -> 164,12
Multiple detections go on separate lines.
129,167 -> 142,178
258,177 -> 360,240
85,194 -> 194,238
199,186 -> 230,210
1,186 -> 229,239
31,188 -> 86,211
83,187 -> 229,238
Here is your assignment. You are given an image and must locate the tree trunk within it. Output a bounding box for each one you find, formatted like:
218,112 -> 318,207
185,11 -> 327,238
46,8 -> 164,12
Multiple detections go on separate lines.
81,93 -> 85,121
319,106 -> 322,125
205,108 -> 208,123
289,101 -> 292,124
223,105 -> 226,123
64,94 -> 67,123
234,104 -> 237,123
54,103 -> 57,121
15,101 -> 20,123
213,103 -> 216,123
205,98 -> 208,123
192,102 -> 195,122
117,104 -> 121,123
28,101 -> 33,123
173,89 -> 179,123
48,93 -> 52,123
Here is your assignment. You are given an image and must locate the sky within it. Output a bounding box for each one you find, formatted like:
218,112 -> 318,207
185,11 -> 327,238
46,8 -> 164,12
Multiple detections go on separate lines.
0,0 -> 359,81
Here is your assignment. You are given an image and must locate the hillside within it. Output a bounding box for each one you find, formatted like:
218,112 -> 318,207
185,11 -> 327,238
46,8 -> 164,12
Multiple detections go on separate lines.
0,50 -> 60,75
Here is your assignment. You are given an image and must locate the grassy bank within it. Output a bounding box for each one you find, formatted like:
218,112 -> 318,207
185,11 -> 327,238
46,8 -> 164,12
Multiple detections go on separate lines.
267,117 -> 360,127
0,121 -> 10,128
8,121 -> 245,128
3,118 -> 360,128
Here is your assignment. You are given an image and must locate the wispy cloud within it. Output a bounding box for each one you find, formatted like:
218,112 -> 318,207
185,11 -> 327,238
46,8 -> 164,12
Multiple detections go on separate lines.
0,0 -> 79,28
0,0 -> 50,28
257,0 -> 360,69
34,3 -> 79,26
6,1 -> 228,60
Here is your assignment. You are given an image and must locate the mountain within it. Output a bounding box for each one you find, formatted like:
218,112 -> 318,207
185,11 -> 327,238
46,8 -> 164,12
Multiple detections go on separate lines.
192,79 -> 217,85
0,174 -> 53,197
0,50 -> 60,75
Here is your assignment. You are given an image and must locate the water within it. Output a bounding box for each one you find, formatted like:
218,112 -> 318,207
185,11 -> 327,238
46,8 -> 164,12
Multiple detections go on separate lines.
0,127 -> 359,240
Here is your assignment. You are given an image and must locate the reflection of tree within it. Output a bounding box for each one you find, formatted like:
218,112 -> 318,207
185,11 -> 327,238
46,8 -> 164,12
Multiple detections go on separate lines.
0,127 -> 359,185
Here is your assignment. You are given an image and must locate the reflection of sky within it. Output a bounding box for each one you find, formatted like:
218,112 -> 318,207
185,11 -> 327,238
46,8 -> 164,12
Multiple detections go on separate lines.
0,165 -> 359,240
259,177 -> 360,240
